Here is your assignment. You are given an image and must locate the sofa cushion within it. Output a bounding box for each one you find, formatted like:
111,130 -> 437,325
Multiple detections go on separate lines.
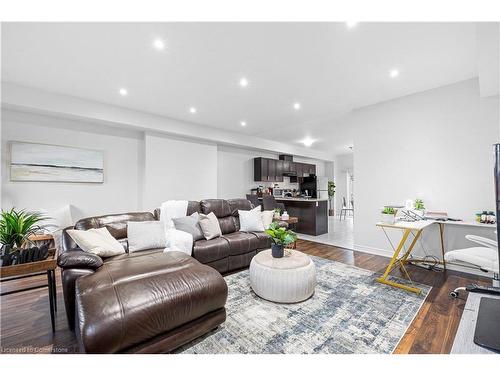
193,237 -> 230,263
172,213 -> 204,241
74,212 -> 156,240
127,221 -> 167,253
217,216 -> 237,234
186,201 -> 201,216
228,198 -> 253,231
67,227 -> 126,258
102,248 -> 164,263
200,199 -> 231,218
227,198 -> 253,215
199,212 -> 223,240
238,206 -> 265,232
75,251 -> 228,353
222,232 -> 260,256
249,231 -> 273,249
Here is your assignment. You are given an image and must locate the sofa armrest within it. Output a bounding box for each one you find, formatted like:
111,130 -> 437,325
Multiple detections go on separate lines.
58,250 -> 103,270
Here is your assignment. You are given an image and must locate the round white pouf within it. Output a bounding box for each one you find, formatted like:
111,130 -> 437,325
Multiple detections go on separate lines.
249,249 -> 316,303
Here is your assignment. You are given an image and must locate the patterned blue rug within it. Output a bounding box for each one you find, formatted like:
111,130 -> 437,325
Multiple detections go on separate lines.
179,256 -> 431,354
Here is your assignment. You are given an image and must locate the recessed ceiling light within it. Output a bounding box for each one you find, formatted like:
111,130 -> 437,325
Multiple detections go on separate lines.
239,77 -> 249,87
301,137 -> 316,147
390,69 -> 400,78
293,102 -> 301,110
346,22 -> 358,29
240,121 -> 247,127
119,88 -> 128,96
153,39 -> 165,50
189,107 -> 197,114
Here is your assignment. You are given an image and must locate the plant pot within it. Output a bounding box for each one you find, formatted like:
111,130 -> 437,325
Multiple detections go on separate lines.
381,213 -> 395,224
329,209 -> 335,216
271,243 -> 284,258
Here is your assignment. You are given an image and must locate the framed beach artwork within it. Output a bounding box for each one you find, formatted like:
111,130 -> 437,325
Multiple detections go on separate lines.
10,142 -> 104,183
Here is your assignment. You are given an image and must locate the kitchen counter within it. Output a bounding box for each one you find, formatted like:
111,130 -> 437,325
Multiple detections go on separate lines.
275,197 -> 328,202
258,197 -> 327,202
257,196 -> 328,236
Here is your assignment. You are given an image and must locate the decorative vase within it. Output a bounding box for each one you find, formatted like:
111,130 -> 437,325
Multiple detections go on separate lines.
381,213 -> 395,224
271,243 -> 284,258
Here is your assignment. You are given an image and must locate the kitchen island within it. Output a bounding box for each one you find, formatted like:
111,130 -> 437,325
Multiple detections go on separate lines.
261,197 -> 328,236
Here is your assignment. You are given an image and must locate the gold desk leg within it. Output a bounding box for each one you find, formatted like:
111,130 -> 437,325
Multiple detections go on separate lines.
400,229 -> 422,266
376,228 -> 422,295
439,223 -> 446,270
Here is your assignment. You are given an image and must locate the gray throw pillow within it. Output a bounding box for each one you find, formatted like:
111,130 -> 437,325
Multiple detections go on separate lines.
172,212 -> 204,241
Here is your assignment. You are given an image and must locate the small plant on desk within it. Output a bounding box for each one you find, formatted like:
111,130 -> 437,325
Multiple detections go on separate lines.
381,206 -> 396,224
414,199 -> 425,211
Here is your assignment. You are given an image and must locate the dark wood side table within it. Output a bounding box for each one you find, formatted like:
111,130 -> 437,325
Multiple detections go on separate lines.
0,248 -> 58,332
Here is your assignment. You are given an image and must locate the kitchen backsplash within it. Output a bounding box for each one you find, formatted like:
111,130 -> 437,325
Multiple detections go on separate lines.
251,176 -> 300,190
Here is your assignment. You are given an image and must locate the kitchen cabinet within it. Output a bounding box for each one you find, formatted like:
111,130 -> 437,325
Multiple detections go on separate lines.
254,158 -> 315,181
254,157 -> 269,181
268,159 -> 277,181
276,160 -> 284,182
295,163 -> 304,177
282,160 -> 291,173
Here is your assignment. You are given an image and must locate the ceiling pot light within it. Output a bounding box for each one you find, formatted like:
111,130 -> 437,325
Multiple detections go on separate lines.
153,39 -> 165,50
301,137 -> 316,147
119,88 -> 128,96
390,69 -> 400,78
189,107 -> 197,114
293,102 -> 301,110
346,21 -> 358,29
240,121 -> 247,127
239,77 -> 249,87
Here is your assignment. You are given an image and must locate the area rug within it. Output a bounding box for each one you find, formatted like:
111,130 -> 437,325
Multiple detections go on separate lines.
178,256 -> 431,354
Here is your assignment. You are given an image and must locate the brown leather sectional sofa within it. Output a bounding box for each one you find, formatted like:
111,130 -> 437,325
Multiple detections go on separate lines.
57,198 -> 272,353
153,198 -> 273,273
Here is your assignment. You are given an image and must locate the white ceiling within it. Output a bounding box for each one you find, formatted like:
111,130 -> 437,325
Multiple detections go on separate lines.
1,22 -> 478,154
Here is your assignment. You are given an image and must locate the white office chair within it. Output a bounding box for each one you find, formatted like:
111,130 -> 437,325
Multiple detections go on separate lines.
445,234 -> 500,298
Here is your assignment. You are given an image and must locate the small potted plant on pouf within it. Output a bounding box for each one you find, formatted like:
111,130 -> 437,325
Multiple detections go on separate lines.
381,206 -> 396,224
265,222 -> 297,258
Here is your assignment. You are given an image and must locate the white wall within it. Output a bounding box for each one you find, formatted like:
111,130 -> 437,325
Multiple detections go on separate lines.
352,79 -> 499,259
333,153 -> 354,213
1,110 -> 142,220
143,133 -> 218,209
0,109 -> 330,223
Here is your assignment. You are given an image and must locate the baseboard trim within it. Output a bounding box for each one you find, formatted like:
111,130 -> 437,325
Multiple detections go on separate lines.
353,244 -> 392,258
353,244 -> 493,279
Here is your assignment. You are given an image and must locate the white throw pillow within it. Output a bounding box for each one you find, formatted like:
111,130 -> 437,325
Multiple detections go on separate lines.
239,206 -> 265,232
261,210 -> 275,230
127,221 -> 168,253
67,227 -> 125,258
39,205 -> 74,253
199,212 -> 222,240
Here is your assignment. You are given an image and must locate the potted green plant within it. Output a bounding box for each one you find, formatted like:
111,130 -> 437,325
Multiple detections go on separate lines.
381,206 -> 396,224
265,222 -> 298,258
328,181 -> 336,216
414,199 -> 425,216
0,208 -> 46,249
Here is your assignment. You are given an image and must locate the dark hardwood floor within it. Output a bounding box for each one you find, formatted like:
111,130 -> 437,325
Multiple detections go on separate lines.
0,239 -> 489,354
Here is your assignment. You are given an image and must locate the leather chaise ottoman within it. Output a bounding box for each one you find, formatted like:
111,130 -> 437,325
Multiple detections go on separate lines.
75,251 -> 228,353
